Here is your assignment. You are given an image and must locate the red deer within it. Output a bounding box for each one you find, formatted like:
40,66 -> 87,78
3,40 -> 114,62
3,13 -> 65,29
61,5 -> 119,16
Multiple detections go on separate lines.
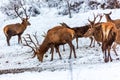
101,22 -> 117,62
41,31 -> 66,52
60,22 -> 94,48
84,14 -> 119,62
3,4 -> 31,46
84,22 -> 119,57
104,11 -> 120,28
84,13 -> 103,46
23,33 -> 62,58
104,12 -> 120,56
23,26 -> 76,62
84,23 -> 102,46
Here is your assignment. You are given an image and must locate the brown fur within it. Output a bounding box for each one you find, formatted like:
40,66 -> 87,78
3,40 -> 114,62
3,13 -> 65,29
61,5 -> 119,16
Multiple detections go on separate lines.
3,18 -> 31,46
60,22 -> 94,48
104,12 -> 120,57
111,27 -> 120,57
72,25 -> 95,48
84,21 -> 119,58
36,26 -> 76,62
84,23 -> 102,46
101,22 -> 117,62
104,12 -> 120,28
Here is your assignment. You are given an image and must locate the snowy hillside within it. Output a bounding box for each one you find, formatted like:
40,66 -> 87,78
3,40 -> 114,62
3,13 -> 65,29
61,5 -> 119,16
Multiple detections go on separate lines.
0,1 -> 120,80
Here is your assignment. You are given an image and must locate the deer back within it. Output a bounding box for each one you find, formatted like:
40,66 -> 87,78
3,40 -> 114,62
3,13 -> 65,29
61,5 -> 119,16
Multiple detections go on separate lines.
72,25 -> 90,37
35,26 -> 75,62
112,19 -> 120,28
4,19 -> 30,36
104,12 -> 120,28
101,22 -> 116,41
47,26 -> 75,43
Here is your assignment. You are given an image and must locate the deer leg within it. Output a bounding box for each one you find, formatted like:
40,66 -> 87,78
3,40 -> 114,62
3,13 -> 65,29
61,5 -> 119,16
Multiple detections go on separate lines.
55,45 -> 62,60
72,43 -> 76,58
50,45 -> 54,61
18,34 -> 22,44
89,37 -> 93,47
6,36 -> 11,46
93,39 -> 96,47
68,42 -> 76,59
68,42 -> 72,59
63,45 -> 65,51
49,47 -> 52,54
76,38 -> 78,49
49,45 -> 53,54
112,43 -> 118,56
108,46 -> 112,62
104,50 -> 109,63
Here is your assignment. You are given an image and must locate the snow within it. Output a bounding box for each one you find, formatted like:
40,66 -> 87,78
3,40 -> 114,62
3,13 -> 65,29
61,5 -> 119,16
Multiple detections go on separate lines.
0,5 -> 120,80
1,62 -> 120,80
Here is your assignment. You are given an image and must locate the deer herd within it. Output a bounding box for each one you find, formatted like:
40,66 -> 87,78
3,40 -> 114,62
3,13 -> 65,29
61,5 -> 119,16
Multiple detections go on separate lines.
2,4 -> 120,63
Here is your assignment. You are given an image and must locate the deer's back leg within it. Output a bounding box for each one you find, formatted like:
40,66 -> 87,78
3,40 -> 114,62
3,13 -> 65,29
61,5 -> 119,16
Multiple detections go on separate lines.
6,35 -> 11,46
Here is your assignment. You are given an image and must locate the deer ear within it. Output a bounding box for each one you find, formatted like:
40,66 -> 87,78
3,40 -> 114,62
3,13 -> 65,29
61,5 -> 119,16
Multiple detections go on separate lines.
26,17 -> 29,20
109,11 -> 112,15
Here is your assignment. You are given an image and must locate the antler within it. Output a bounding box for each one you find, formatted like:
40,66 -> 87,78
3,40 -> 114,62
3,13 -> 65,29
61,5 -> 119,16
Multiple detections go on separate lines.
20,1 -> 31,19
88,13 -> 103,27
88,13 -> 99,24
14,5 -> 23,20
14,0 -> 31,20
33,32 -> 39,46
25,34 -> 39,48
97,14 -> 103,23
22,37 -> 36,53
20,2 -> 28,19
22,33 -> 39,58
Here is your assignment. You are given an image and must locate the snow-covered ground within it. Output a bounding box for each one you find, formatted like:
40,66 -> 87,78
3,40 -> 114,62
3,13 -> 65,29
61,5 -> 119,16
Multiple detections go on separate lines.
0,7 -> 120,80
1,62 -> 120,80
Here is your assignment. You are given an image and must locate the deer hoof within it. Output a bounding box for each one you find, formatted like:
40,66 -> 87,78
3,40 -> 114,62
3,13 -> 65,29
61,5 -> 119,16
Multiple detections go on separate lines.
104,57 -> 109,63
69,57 -> 71,59
116,58 -> 119,60
60,57 -> 62,60
50,59 -> 53,61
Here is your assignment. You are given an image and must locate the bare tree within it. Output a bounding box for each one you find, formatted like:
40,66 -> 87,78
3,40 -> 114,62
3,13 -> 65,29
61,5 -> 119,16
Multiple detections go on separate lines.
66,0 -> 72,18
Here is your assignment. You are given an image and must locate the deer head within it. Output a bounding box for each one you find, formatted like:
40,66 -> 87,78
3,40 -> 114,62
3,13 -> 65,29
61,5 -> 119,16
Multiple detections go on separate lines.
88,13 -> 103,28
84,13 -> 103,37
104,11 -> 112,22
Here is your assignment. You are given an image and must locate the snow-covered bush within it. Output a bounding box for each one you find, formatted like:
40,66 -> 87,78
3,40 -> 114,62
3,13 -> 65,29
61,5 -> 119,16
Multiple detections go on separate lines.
0,0 -> 40,19
87,1 -> 100,10
1,0 -> 120,18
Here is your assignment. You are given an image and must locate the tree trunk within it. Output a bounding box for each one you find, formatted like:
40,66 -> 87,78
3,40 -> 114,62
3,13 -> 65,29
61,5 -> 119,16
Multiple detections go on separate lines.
66,0 -> 72,18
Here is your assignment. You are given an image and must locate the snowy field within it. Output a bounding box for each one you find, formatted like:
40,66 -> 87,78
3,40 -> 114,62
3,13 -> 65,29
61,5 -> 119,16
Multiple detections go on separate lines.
0,7 -> 120,80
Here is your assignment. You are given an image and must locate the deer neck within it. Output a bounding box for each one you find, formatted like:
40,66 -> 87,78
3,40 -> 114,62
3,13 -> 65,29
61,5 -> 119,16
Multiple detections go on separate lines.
21,21 -> 28,29
38,38 -> 50,57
